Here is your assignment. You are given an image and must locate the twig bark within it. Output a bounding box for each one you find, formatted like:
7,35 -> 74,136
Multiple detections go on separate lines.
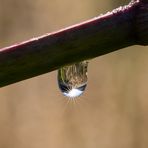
0,0 -> 147,87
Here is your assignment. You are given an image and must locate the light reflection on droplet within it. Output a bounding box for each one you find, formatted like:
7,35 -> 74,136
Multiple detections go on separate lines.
57,61 -> 88,99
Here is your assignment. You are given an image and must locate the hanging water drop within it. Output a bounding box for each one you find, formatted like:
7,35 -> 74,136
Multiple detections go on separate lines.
57,61 -> 88,98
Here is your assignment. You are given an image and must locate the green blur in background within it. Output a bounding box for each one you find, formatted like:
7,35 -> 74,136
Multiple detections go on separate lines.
0,0 -> 148,148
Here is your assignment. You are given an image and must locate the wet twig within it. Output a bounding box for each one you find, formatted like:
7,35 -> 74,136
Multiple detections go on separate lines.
0,0 -> 147,87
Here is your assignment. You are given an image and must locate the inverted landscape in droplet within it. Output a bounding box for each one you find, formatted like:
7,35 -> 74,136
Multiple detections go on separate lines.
57,61 -> 88,99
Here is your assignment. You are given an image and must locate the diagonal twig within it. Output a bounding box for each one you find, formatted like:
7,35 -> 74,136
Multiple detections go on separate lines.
0,0 -> 147,87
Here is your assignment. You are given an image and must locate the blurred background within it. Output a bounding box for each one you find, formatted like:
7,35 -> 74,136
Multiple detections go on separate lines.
0,0 -> 148,148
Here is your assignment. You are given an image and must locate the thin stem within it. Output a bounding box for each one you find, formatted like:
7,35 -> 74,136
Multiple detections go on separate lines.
0,0 -> 146,87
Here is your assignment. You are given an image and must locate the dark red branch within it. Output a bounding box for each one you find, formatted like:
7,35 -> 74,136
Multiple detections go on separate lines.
0,0 -> 147,87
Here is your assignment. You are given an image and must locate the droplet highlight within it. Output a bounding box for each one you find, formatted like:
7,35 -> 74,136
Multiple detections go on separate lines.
57,61 -> 88,98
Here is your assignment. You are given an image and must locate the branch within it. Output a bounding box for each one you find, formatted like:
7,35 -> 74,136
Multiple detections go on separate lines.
0,0 -> 147,87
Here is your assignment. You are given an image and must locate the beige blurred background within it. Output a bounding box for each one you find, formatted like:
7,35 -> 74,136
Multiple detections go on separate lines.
0,0 -> 148,148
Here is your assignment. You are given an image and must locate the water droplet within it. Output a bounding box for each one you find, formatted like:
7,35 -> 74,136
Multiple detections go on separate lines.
57,61 -> 88,99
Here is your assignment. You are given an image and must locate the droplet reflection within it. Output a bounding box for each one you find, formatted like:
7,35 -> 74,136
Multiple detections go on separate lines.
58,61 -> 88,99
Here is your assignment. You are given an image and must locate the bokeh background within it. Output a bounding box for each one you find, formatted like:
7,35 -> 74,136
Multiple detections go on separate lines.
0,0 -> 148,148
